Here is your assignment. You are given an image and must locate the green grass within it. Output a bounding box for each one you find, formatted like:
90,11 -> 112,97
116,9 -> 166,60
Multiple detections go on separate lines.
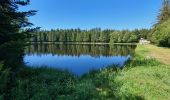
1,45 -> 170,100
115,65 -> 170,100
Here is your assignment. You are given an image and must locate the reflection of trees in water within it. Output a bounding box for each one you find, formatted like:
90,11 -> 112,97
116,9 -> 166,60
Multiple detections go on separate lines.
25,44 -> 136,57
109,45 -> 136,56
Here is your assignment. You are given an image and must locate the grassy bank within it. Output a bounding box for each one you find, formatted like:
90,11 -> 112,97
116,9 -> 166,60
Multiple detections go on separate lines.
144,45 -> 170,65
1,44 -> 170,100
114,44 -> 170,100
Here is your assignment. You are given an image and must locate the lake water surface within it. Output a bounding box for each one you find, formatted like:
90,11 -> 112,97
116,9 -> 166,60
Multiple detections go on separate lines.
24,44 -> 136,75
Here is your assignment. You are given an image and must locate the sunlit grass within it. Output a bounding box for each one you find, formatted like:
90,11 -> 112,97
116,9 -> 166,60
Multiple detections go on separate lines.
114,44 -> 170,100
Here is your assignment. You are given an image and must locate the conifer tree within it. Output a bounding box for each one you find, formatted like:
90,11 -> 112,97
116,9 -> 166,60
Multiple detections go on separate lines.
0,0 -> 37,99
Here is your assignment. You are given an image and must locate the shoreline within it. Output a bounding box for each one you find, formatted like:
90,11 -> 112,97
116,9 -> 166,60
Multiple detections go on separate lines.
28,42 -> 137,45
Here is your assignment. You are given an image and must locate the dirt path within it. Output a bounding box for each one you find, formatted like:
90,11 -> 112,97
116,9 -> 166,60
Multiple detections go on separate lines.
145,44 -> 170,65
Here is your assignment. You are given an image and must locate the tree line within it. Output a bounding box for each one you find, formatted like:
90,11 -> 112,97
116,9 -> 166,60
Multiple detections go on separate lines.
30,28 -> 150,43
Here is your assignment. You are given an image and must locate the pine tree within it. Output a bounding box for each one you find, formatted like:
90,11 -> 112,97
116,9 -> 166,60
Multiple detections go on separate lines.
0,0 -> 37,99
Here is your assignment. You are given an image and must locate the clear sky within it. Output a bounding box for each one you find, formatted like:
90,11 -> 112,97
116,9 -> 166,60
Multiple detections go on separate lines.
19,0 -> 162,30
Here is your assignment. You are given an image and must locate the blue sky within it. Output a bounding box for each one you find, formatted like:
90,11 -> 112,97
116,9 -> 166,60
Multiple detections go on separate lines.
20,0 -> 162,30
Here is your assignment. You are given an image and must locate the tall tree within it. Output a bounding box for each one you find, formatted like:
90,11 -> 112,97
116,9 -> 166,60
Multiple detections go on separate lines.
157,0 -> 170,23
0,0 -> 37,99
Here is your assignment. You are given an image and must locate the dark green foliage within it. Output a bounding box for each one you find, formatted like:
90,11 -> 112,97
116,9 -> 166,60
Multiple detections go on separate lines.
0,63 -> 10,99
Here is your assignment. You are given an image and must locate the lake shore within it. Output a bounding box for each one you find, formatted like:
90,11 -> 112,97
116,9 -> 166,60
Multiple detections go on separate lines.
4,44 -> 170,100
28,42 -> 137,45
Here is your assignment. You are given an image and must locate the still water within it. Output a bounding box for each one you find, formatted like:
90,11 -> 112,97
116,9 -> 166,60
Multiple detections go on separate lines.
24,44 -> 136,75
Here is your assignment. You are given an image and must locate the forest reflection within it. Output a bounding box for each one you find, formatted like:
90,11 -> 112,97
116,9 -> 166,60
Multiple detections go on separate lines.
25,43 -> 136,57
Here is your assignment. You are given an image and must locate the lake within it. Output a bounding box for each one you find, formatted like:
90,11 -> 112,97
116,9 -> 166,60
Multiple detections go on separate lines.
24,43 -> 136,75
